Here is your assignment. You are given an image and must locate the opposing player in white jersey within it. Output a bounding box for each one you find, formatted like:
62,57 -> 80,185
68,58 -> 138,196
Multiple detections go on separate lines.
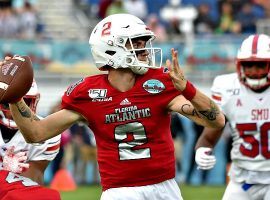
0,81 -> 61,200
195,34 -> 270,200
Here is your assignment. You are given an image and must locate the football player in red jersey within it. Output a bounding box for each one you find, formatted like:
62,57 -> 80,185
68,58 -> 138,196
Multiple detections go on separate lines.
195,34 -> 270,200
5,14 -> 225,200
0,81 -> 61,200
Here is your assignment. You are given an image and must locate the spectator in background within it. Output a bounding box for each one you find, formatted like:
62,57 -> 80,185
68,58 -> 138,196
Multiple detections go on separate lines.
0,6 -> 20,38
49,101 -> 72,176
215,1 -> 241,34
123,0 -> 148,21
0,0 -> 11,8
236,2 -> 257,34
170,112 -> 185,183
98,0 -> 113,19
186,123 -> 209,184
50,101 -> 97,184
253,0 -> 270,18
194,3 -> 217,35
147,14 -> 168,43
222,123 -> 233,184
167,18 -> 183,39
12,0 -> 37,9
51,129 -> 71,176
106,0 -> 126,16
18,1 -> 38,39
69,123 -> 97,184
219,0 -> 242,16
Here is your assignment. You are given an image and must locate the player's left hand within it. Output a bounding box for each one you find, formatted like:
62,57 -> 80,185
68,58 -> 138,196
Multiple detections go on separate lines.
166,48 -> 187,91
2,146 -> 30,174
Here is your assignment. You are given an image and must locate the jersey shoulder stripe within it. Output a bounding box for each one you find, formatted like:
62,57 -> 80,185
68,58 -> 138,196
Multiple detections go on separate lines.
211,73 -> 240,106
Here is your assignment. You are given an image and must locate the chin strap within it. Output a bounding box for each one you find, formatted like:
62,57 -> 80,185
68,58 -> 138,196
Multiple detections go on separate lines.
130,66 -> 149,75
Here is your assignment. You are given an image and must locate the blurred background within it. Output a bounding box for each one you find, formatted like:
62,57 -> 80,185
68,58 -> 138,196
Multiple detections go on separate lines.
0,0 -> 270,198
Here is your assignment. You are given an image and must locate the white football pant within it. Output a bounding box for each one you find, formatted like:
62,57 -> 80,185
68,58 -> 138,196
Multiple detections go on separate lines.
100,178 -> 183,200
223,180 -> 270,200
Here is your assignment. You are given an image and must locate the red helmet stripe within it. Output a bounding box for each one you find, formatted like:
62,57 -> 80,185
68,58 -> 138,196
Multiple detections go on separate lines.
252,35 -> 259,55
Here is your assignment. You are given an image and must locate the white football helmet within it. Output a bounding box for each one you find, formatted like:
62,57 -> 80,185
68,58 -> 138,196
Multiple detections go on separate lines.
0,80 -> 40,129
89,14 -> 162,75
236,34 -> 270,90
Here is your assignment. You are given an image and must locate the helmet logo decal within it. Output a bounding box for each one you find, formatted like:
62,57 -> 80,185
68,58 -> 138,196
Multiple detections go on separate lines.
143,79 -> 165,94
121,25 -> 130,29
101,22 -> 111,36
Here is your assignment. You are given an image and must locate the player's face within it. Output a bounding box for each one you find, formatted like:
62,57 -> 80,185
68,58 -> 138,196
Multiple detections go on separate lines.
242,61 -> 269,79
125,37 -> 150,62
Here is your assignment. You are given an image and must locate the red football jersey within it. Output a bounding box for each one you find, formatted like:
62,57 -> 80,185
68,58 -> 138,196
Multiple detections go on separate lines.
62,68 -> 181,190
0,170 -> 60,200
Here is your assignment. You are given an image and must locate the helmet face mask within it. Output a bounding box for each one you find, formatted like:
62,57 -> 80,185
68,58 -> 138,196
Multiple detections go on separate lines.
125,35 -> 162,74
89,14 -> 162,75
0,81 -> 40,129
236,34 -> 270,91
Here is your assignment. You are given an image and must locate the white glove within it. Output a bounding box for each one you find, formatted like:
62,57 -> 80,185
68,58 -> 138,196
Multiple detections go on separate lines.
195,147 -> 216,170
2,146 -> 30,174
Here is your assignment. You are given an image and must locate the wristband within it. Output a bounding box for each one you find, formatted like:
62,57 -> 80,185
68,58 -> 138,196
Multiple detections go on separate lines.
181,81 -> 196,101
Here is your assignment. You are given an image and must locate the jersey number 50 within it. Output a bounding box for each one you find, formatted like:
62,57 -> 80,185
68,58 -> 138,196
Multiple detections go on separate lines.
237,122 -> 270,158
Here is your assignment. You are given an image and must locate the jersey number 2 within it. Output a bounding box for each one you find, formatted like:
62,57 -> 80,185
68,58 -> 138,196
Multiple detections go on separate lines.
237,122 -> 270,158
115,122 -> 151,160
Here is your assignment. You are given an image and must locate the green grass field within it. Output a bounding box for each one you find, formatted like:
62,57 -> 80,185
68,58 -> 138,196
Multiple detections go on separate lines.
61,184 -> 226,200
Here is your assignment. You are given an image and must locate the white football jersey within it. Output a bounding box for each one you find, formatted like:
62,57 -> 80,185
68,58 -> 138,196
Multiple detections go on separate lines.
212,73 -> 270,172
0,128 -> 61,169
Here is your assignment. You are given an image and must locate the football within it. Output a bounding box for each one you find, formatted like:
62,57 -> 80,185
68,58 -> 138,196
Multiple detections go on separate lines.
0,55 -> 34,103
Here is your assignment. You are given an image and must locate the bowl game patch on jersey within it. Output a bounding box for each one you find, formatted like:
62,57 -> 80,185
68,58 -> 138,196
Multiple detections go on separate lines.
143,79 -> 165,94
